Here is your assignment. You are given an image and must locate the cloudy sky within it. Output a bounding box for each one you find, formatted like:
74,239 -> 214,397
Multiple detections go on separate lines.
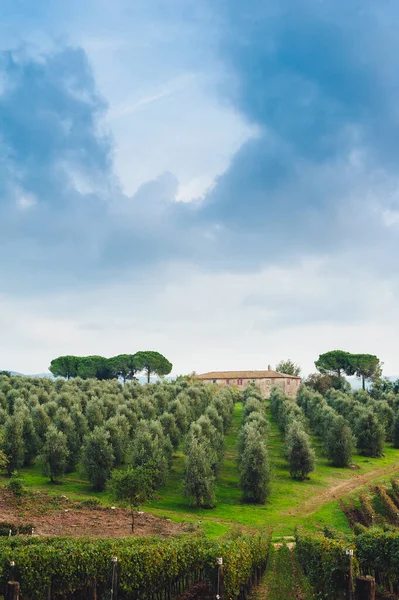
1,0 -> 399,376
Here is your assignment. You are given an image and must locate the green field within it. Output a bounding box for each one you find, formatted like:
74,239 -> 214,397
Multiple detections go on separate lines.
11,400 -> 399,538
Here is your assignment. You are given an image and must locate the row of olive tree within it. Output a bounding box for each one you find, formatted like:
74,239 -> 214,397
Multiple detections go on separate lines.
269,388 -> 315,480
237,385 -> 271,503
297,385 -> 354,467
183,387 -> 236,508
0,375 -> 212,490
49,351 -> 172,382
324,389 -> 389,457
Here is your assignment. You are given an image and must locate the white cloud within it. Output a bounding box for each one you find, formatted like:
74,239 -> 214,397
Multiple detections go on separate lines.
2,261 -> 398,377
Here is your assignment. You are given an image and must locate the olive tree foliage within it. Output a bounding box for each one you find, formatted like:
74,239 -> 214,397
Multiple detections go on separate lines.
393,413 -> 399,449
297,385 -> 355,468
159,412 -> 180,448
130,421 -> 171,488
3,414 -> 25,476
354,410 -> 385,457
183,437 -> 216,508
325,416 -> 355,468
270,387 -> 315,480
285,422 -> 315,480
275,359 -> 301,377
82,427 -> 115,491
0,373 -> 219,494
41,425 -> 69,483
239,423 -> 271,503
238,387 -> 271,503
270,387 -> 306,434
325,389 -> 388,457
183,387 -> 235,508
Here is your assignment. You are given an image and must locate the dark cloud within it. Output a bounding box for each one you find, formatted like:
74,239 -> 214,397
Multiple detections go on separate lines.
2,0 -> 399,295
199,0 -> 399,267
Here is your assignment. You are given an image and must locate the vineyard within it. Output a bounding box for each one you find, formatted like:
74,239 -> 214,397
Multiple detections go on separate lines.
1,373 -> 399,598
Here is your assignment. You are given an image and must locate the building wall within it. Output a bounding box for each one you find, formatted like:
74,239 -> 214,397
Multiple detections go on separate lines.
201,376 -> 300,399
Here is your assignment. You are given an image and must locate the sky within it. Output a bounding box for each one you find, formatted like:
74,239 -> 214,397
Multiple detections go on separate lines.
1,0 -> 399,377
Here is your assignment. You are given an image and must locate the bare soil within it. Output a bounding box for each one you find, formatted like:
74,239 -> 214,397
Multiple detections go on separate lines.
0,489 -> 185,538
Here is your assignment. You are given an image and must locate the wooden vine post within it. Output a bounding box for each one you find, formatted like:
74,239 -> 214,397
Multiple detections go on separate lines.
111,556 -> 118,600
355,576 -> 375,600
216,557 -> 224,600
6,581 -> 20,600
346,549 -> 354,600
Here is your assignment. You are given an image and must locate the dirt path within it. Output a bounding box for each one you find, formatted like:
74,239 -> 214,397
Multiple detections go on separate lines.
285,462 -> 399,517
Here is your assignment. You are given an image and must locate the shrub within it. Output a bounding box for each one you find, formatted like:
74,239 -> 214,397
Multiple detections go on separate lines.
5,471 -> 26,498
296,528 -> 358,600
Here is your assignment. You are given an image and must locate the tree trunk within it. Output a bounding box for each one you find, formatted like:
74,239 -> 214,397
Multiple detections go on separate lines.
147,370 -> 150,384
131,506 -> 135,533
362,376 -> 365,390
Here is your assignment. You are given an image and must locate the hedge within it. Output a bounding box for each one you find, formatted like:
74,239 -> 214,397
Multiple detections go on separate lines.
355,529 -> 399,593
295,528 -> 358,600
0,531 -> 271,599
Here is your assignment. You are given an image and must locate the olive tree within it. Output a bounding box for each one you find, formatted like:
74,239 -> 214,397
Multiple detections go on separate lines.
41,425 -> 69,483
285,423 -> 315,480
82,427 -> 115,491
325,416 -> 354,467
184,437 -> 215,508
110,467 -> 154,532
239,424 -> 271,503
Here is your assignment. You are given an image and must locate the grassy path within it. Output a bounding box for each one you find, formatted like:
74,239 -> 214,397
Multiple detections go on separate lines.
249,545 -> 315,600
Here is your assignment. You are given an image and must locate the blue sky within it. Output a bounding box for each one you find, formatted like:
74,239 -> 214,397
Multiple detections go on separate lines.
1,0 -> 399,376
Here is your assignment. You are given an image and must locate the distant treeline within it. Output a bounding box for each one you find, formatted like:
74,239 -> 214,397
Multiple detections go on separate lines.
49,351 -> 172,382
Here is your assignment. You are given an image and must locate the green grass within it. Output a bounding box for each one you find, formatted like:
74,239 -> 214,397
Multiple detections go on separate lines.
146,402 -> 399,536
250,545 -> 316,600
7,401 -> 399,538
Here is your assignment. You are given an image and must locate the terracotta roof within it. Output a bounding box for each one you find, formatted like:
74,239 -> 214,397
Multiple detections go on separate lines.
195,370 -> 300,380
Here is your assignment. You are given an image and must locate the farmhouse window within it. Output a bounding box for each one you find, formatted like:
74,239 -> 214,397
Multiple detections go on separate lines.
226,379 -> 230,385
238,379 -> 243,385
213,380 -> 217,384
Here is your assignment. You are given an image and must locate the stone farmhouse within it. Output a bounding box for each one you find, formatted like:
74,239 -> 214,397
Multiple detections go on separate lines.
195,368 -> 300,399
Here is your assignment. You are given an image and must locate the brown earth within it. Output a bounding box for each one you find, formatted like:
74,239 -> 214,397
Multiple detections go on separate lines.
0,489 -> 185,538
285,462 -> 399,517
